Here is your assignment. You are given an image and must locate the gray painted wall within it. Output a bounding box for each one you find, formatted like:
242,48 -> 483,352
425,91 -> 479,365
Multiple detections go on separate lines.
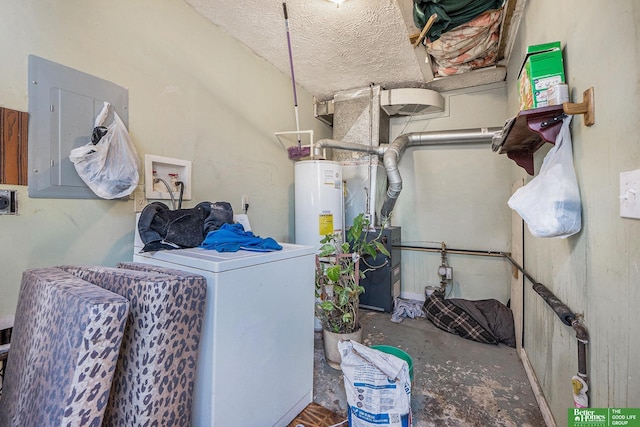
507,1 -> 640,425
0,0 -> 331,314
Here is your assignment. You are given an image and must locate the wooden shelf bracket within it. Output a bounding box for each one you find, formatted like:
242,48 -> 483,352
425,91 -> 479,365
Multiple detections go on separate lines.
563,87 -> 595,126
494,86 -> 596,174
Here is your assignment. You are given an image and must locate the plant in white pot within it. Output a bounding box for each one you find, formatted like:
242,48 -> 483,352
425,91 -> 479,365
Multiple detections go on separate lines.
315,213 -> 390,369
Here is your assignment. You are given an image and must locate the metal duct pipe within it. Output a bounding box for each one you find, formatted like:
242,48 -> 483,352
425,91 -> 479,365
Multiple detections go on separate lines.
314,128 -> 500,223
380,128 -> 501,221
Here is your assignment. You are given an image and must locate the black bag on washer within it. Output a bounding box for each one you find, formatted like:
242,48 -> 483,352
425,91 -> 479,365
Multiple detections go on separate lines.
138,201 -> 233,252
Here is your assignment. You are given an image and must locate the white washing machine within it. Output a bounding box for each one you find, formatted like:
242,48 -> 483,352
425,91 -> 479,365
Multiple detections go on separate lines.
133,224 -> 315,427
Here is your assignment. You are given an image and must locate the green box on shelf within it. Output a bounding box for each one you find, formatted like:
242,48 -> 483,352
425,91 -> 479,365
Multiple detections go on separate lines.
518,41 -> 565,110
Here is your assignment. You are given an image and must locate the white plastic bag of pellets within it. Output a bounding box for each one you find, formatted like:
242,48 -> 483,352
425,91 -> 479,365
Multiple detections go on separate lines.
338,340 -> 412,427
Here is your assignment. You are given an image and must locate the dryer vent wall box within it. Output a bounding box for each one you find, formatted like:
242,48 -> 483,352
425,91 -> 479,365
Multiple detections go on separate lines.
133,223 -> 315,427
27,55 -> 129,199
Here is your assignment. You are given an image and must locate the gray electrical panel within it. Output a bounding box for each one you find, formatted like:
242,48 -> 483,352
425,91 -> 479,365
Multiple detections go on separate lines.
28,55 -> 129,199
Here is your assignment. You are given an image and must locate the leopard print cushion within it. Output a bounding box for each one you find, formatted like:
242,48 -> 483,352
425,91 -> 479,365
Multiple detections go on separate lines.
0,268 -> 129,427
59,265 -> 206,427
117,262 -> 202,281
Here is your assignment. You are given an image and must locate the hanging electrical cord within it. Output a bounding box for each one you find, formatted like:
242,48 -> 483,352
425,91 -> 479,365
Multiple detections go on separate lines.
360,256 -> 389,273
175,181 -> 185,209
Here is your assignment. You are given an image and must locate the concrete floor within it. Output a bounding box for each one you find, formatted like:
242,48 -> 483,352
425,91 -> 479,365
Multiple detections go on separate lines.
313,309 -> 546,427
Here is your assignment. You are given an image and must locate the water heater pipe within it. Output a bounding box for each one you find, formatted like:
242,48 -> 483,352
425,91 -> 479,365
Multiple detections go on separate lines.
313,139 -> 386,157
380,128 -> 500,221
314,128 -> 500,222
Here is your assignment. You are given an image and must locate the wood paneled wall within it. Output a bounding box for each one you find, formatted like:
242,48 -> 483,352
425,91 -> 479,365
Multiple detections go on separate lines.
0,107 -> 29,185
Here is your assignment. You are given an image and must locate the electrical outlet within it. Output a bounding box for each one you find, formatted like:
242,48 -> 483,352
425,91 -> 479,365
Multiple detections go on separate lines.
134,191 -> 147,213
241,195 -> 249,210
0,190 -> 17,215
0,195 -> 9,211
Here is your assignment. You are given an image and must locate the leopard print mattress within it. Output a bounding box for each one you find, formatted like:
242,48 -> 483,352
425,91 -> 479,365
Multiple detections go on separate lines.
0,268 -> 129,427
59,264 -> 207,426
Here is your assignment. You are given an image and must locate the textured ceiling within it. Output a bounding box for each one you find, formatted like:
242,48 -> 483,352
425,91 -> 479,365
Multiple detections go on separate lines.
185,0 -> 526,102
185,0 -> 427,101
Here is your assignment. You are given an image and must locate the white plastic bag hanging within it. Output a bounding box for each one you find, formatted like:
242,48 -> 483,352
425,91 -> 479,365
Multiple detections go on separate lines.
69,102 -> 139,199
508,115 -> 582,238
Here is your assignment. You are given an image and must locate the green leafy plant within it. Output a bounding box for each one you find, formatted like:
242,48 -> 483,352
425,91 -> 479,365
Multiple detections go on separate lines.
315,213 -> 390,334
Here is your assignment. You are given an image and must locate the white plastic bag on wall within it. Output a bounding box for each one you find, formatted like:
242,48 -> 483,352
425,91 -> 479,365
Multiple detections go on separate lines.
69,102 -> 139,199
508,115 -> 582,238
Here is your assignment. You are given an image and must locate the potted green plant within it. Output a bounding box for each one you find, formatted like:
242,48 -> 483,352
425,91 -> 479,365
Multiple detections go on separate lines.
315,213 -> 390,369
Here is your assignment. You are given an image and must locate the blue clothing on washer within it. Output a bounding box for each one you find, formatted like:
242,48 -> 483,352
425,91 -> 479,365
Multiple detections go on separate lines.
201,223 -> 283,252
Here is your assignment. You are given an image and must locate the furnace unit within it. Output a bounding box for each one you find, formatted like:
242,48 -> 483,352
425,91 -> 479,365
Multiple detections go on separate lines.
358,226 -> 401,313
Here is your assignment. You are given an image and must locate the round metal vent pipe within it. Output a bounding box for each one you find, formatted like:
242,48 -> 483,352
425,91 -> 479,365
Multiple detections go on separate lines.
380,127 -> 501,221
313,127 -> 501,223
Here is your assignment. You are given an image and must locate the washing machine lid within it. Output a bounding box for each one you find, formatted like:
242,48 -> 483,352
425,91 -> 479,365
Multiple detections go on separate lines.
134,243 -> 314,273
133,213 -> 313,272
